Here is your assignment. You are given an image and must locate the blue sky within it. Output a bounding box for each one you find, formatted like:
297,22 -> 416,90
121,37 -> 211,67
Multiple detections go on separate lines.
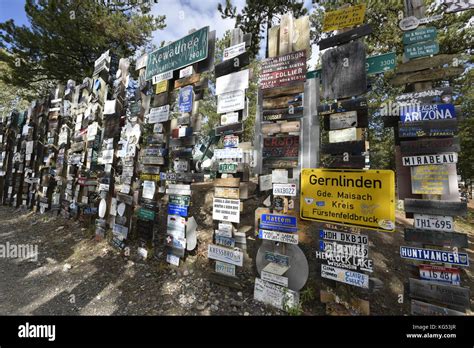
0,0 -> 317,64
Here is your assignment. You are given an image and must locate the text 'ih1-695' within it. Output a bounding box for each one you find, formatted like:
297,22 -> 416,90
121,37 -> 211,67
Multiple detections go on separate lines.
0,0 -> 472,317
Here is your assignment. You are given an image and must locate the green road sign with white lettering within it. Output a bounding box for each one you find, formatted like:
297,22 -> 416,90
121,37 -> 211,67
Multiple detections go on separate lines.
405,41 -> 439,59
403,27 -> 437,45
366,52 -> 396,75
145,26 -> 209,80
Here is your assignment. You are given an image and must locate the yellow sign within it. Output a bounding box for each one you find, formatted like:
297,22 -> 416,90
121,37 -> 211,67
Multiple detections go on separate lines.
300,168 -> 395,232
322,4 -> 366,32
139,174 -> 161,182
155,80 -> 168,94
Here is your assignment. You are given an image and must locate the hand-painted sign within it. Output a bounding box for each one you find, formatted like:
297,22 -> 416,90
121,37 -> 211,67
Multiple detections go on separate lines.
145,26 -> 209,80
400,246 -> 469,266
414,214 -> 454,232
328,128 -> 364,143
319,229 -> 368,245
321,264 -> 369,289
258,229 -> 299,244
260,50 -> 306,90
212,197 -> 240,223
400,104 -> 455,123
208,244 -> 243,266
405,41 -> 439,59
402,153 -> 457,166
366,52 -> 396,75
398,119 -> 458,138
263,136 -> 299,158
300,168 -> 395,231
410,164 -> 457,195
409,278 -> 470,309
322,4 -> 366,32
403,27 -> 437,45
254,278 -> 299,311
261,270 -> 289,287
419,264 -> 460,285
328,111 -> 358,130
178,85 -> 194,113
411,300 -> 465,316
260,214 -> 297,233
217,90 -> 245,114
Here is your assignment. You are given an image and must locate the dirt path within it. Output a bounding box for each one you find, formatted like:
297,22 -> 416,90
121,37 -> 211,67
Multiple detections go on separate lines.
0,189 -> 472,315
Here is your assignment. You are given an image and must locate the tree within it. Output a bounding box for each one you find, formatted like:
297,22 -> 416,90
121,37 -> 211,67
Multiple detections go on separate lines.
0,0 -> 165,96
217,0 -> 308,58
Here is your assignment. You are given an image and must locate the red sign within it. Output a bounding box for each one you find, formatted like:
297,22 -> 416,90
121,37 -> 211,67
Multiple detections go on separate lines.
260,50 -> 306,90
263,136 -> 299,158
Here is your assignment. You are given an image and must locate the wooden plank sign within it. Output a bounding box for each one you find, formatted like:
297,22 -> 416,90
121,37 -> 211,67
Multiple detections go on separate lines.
215,69 -> 249,95
214,177 -> 240,187
328,111 -> 358,130
318,97 -> 367,116
319,24 -> 372,50
391,67 -> 464,86
324,154 -> 366,169
322,4 -> 366,32
212,197 -> 240,223
328,128 -> 364,143
419,264 -> 461,286
410,164 -> 458,195
263,136 -> 299,158
398,119 -> 458,138
400,246 -> 469,266
404,198 -> 467,216
400,138 -> 460,155
413,213 -> 454,232
322,40 -> 367,100
260,50 -> 306,90
403,27 -> 437,45
404,228 -> 468,248
409,278 -> 470,310
321,140 -> 367,155
214,52 -> 250,78
411,300 -> 465,316
215,187 -> 240,199
263,94 -> 302,110
404,41 -> 439,59
262,121 -> 300,135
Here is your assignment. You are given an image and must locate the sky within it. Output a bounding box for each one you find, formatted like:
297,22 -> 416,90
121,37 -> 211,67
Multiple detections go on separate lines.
0,0 -> 317,66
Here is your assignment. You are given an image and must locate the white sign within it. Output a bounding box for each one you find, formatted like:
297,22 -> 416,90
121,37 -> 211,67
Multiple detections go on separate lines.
273,183 -> 297,197
168,214 -> 186,233
319,229 -> 368,246
208,244 -> 243,266
218,221 -> 233,233
261,270 -> 289,287
214,148 -> 243,159
142,180 -> 155,199
215,261 -> 236,276
414,214 -> 454,232
179,65 -> 194,78
402,153 -> 458,166
258,229 -> 298,245
215,229 -> 233,238
136,53 -> 148,70
148,105 -> 170,124
329,111 -> 358,129
212,197 -> 240,223
166,188 -> 192,196
152,70 -> 173,84
328,127 -> 361,143
321,264 -> 369,289
166,253 -> 180,266
259,174 -> 273,191
174,159 -> 189,172
223,42 -> 246,61
272,169 -> 288,184
217,90 -> 245,114
220,112 -> 239,126
254,278 -> 299,311
216,69 -> 249,95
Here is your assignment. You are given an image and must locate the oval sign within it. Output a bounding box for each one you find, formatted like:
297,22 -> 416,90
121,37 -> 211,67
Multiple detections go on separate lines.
399,16 -> 420,31
117,202 -> 126,217
99,199 -> 107,218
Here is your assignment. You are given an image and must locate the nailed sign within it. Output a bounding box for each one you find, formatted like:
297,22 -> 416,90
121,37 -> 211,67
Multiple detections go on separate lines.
259,229 -> 299,244
366,52 -> 396,75
260,50 -> 307,90
254,278 -> 299,311
217,90 -> 245,114
145,26 -> 209,80
410,164 -> 457,195
419,265 -> 460,286
148,105 -> 170,124
322,4 -> 366,32
403,27 -> 437,45
260,214 -> 297,233
300,169 -> 396,231
413,214 -> 454,232
400,103 -> 455,123
215,69 -> 249,95
212,197 -> 240,223
178,85 -> 194,113
263,136 -> 299,158
321,264 -> 369,289
398,119 -> 458,138
400,246 -> 469,266
402,153 -> 457,166
208,244 -> 243,266
405,41 -> 439,59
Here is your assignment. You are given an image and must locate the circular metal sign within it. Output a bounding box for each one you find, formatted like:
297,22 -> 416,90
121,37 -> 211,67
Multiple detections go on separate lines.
256,240 -> 309,291
399,16 -> 419,31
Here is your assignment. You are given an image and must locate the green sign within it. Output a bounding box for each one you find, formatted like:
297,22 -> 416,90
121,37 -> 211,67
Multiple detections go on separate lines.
218,162 -> 238,174
137,208 -> 155,221
169,194 -> 190,207
145,26 -> 209,81
366,52 -> 396,75
306,69 -> 322,81
403,27 -> 437,45
405,41 -> 439,59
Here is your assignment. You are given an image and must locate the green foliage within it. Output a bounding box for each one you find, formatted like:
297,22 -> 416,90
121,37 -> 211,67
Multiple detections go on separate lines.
0,0 -> 165,96
217,0 -> 308,58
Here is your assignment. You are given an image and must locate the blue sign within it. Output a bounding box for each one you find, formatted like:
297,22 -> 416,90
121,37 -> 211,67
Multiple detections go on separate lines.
400,246 -> 469,266
178,85 -> 194,113
259,214 -> 297,233
400,103 -> 455,123
168,204 -> 188,217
